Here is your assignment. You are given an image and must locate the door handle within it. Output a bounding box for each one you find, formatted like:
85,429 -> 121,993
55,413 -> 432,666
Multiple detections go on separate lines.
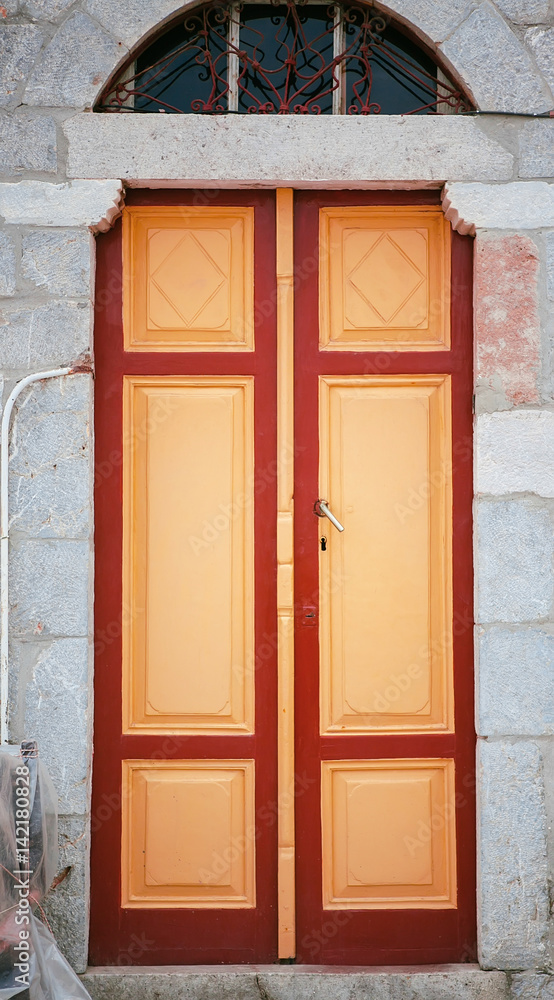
314,499 -> 345,532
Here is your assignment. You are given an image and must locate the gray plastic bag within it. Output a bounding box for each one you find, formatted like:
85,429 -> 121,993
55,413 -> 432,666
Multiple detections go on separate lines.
0,745 -> 91,1000
28,916 -> 90,1000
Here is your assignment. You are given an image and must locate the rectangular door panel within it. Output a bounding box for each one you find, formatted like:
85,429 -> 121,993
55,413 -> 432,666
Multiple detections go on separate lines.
319,375 -> 453,733
123,376 -> 255,734
122,759 -> 256,908
321,759 -> 456,909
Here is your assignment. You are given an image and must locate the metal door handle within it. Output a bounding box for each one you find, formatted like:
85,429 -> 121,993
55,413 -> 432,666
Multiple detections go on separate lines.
314,499 -> 345,532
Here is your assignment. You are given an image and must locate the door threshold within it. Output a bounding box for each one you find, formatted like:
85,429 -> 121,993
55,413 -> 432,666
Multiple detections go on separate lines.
81,964 -> 509,1000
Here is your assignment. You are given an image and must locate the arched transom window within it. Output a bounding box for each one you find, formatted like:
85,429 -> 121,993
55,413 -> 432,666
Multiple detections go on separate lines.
97,1 -> 470,116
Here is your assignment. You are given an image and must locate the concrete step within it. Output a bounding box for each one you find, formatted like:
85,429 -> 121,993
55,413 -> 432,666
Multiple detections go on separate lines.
79,964 -> 519,1000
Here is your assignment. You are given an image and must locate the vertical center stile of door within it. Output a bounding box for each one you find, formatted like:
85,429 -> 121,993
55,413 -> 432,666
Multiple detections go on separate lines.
276,189 -> 295,959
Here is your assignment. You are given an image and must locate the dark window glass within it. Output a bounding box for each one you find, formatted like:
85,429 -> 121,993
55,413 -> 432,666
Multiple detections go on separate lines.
237,5 -> 335,114
344,18 -> 437,115
134,9 -> 229,113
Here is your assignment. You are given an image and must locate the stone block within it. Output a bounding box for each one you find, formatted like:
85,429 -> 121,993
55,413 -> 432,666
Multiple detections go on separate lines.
84,0 -> 184,49
10,539 -> 90,636
511,974 -> 554,998
80,968 -> 509,1000
7,638 -> 39,743
474,234 -> 540,407
476,411 -> 554,497
0,26 -> 43,109
9,437 -> 90,539
442,181 -> 554,234
0,231 -> 16,297
475,500 -> 554,623
82,970 -> 261,1000
0,179 -> 124,232
23,638 -> 91,813
42,814 -> 90,972
9,387 -> 91,538
0,113 -> 57,175
440,3 -> 552,114
0,300 -> 91,371
495,0 -> 551,23
519,121 -> 554,178
478,740 -> 549,969
11,370 -> 90,416
547,232 -> 554,301
23,12 -> 126,109
64,113 -> 514,183
380,0 -> 479,44
21,0 -> 76,21
22,229 -> 92,296
477,626 -> 554,735
525,27 -> 554,94
260,969 -> 508,1000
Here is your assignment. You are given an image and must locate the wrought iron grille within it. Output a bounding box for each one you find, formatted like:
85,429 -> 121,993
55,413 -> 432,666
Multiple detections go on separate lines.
96,1 -> 470,116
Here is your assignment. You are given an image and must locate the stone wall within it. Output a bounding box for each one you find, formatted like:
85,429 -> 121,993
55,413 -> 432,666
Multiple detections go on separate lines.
0,0 -> 553,987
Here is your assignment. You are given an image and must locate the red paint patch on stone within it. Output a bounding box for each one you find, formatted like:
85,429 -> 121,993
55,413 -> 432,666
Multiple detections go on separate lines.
0,7 -> 7,15
475,233 -> 540,405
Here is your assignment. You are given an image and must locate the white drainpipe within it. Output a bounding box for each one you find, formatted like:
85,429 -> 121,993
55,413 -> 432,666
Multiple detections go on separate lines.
0,365 -> 92,745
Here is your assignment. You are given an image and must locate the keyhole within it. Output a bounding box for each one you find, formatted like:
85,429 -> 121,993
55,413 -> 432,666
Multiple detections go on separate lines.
320,536 -> 327,551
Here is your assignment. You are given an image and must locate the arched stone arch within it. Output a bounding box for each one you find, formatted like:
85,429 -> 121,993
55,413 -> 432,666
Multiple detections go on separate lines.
21,0 -> 554,114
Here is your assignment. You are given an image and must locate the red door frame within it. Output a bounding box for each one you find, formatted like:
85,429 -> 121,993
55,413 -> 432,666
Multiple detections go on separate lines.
91,187 -> 475,966
91,189 -> 279,965
293,190 -> 476,965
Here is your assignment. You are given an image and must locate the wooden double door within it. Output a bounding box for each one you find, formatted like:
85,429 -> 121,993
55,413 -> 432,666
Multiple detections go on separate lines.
91,189 -> 475,966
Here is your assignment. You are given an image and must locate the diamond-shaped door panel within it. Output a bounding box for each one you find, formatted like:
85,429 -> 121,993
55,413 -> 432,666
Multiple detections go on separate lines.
124,207 -> 254,351
319,208 -> 450,351
149,230 -> 229,331
345,229 -> 426,327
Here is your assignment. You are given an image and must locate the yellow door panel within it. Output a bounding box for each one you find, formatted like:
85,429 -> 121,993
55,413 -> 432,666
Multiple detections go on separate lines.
123,376 -> 254,734
122,760 -> 256,908
321,760 -> 457,909
123,207 -> 254,351
319,375 -> 453,733
319,207 -> 450,351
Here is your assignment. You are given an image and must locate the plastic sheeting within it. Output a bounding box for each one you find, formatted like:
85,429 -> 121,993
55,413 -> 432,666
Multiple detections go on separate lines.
0,744 -> 91,1000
